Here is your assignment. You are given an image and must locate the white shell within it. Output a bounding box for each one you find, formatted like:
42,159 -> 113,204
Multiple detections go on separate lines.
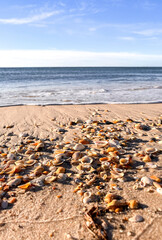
73,144 -> 85,151
157,188 -> 162,195
129,215 -> 144,222
7,153 -> 16,160
140,176 -> 153,187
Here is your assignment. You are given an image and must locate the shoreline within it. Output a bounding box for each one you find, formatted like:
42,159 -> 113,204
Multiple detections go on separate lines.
0,101 -> 162,108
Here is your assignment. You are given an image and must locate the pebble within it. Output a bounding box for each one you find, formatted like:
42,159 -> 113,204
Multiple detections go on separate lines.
1,200 -> 8,209
73,143 -> 85,151
129,215 -> 144,222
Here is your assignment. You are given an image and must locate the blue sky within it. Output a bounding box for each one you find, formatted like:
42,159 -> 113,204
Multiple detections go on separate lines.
0,0 -> 162,66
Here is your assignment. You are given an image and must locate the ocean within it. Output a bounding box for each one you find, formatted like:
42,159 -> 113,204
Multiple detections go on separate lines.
0,67 -> 162,106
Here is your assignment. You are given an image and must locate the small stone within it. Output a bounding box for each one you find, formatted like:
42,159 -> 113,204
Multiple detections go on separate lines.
129,215 -> 144,222
1,200 -> 8,209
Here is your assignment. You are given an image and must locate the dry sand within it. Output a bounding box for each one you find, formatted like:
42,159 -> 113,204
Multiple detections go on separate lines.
0,104 -> 161,240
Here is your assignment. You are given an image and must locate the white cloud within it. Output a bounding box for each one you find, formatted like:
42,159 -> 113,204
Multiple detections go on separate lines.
0,50 -> 162,67
0,11 -> 61,25
133,29 -> 162,36
120,36 -> 135,41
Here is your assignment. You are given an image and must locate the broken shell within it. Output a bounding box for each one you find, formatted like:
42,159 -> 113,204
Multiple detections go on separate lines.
53,159 -> 65,166
33,166 -> 44,176
107,147 -> 117,152
72,151 -> 83,161
7,178 -> 22,187
120,158 -> 129,165
107,199 -> 127,210
7,153 -> 16,160
157,188 -> 162,195
80,156 -> 93,164
146,162 -> 157,169
101,162 -> 110,170
25,159 -> 37,167
145,147 -> 157,154
44,176 -> 57,184
73,144 -> 85,151
95,141 -> 108,148
129,215 -> 144,222
79,139 -> 90,144
18,182 -> 32,190
140,176 -> 153,187
35,142 -> 44,151
104,193 -> 118,203
143,155 -> 151,162
57,173 -> 67,182
56,167 -> 65,174
150,175 -> 161,183
128,200 -> 139,209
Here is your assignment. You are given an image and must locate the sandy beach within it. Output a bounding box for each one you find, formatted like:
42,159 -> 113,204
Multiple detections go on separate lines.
0,103 -> 161,240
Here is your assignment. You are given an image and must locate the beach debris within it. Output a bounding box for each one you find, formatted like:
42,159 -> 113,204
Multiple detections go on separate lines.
85,206 -> 109,240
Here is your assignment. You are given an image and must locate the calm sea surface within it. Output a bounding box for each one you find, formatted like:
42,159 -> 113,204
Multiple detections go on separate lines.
0,67 -> 162,106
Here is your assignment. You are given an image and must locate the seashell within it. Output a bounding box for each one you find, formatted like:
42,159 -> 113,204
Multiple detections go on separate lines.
73,144 -> 85,151
88,150 -> 99,157
7,178 -> 22,187
44,176 -> 57,184
107,199 -> 127,210
83,192 -> 92,204
54,149 -> 66,155
72,151 -> 83,161
25,149 -> 34,155
129,215 -> 144,222
99,157 -> 109,162
107,147 -> 117,152
53,158 -> 65,166
146,162 -> 157,169
57,173 -> 67,182
19,133 -> 28,138
108,140 -> 121,148
86,119 -> 93,124
35,142 -> 44,151
140,176 -> 153,187
31,175 -> 46,187
25,159 -> 37,167
56,167 -> 65,174
120,158 -> 129,165
145,147 -> 157,154
8,197 -> 17,204
153,182 -> 161,189
7,165 -> 23,175
7,153 -> 16,160
150,175 -> 161,182
128,200 -> 139,209
18,182 -> 32,190
80,156 -> 93,164
80,163 -> 91,172
157,188 -> 162,195
101,162 -> 110,170
95,141 -> 108,148
104,193 -> 118,203
33,166 -> 44,176
79,139 -> 90,145
29,153 -> 38,160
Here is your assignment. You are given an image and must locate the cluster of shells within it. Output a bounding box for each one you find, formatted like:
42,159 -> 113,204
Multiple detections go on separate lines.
0,117 -> 161,215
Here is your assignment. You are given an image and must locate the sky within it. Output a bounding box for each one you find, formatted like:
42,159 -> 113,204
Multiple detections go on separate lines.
0,0 -> 162,67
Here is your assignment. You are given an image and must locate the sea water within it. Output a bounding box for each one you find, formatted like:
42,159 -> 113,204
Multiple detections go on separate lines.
0,67 -> 162,106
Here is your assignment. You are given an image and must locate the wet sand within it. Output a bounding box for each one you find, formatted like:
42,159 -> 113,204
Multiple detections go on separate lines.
0,104 -> 161,240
